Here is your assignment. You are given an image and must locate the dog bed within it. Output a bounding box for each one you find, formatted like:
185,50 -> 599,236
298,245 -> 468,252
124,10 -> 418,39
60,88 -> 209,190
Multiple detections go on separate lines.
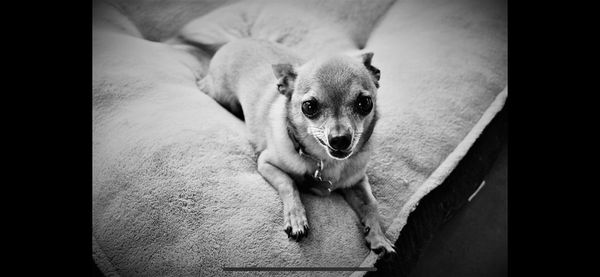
92,0 -> 507,276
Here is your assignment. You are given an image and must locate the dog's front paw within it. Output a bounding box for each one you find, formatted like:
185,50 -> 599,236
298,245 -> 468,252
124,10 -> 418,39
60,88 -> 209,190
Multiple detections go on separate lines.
365,227 -> 396,254
283,205 -> 309,241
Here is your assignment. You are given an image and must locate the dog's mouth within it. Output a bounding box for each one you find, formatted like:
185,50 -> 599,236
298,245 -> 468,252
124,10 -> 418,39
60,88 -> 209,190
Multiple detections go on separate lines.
316,138 -> 353,160
329,149 -> 352,160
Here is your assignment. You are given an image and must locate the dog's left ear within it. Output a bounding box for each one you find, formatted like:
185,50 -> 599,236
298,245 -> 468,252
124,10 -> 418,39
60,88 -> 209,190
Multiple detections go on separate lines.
358,52 -> 380,88
272,64 -> 297,98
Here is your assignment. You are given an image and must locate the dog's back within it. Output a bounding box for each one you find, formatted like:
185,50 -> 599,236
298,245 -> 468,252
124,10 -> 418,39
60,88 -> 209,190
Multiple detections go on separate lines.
199,38 -> 303,150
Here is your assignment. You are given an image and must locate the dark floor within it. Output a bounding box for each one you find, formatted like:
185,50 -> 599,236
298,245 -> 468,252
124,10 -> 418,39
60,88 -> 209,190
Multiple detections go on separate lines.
409,142 -> 507,277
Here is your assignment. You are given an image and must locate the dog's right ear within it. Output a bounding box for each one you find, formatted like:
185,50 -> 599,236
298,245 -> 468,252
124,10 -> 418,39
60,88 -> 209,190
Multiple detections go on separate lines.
272,64 -> 297,98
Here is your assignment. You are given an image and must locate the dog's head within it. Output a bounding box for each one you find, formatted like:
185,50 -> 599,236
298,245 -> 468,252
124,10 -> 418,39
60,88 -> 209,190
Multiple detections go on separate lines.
273,52 -> 380,160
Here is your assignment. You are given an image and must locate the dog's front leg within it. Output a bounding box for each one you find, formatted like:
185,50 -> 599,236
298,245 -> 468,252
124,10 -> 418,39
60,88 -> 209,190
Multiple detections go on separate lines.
258,155 -> 309,241
341,175 -> 396,254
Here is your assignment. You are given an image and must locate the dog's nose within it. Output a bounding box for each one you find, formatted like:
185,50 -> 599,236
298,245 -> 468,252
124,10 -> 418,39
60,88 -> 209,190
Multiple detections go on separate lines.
328,134 -> 352,151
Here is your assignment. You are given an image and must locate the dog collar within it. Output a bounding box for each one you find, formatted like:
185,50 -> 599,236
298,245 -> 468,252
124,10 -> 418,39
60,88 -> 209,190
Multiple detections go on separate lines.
287,126 -> 333,193
287,125 -> 308,157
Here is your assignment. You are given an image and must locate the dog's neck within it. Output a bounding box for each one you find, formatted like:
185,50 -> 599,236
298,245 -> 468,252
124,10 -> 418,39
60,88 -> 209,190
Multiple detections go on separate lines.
286,120 -> 334,194
286,119 -> 315,160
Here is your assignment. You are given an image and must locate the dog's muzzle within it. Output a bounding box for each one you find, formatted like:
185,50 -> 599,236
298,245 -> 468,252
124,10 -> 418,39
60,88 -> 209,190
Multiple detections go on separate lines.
328,134 -> 352,151
326,134 -> 353,159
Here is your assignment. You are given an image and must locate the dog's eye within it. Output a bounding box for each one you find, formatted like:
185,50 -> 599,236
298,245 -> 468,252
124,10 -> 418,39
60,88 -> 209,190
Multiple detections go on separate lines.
356,95 -> 373,115
302,99 -> 320,118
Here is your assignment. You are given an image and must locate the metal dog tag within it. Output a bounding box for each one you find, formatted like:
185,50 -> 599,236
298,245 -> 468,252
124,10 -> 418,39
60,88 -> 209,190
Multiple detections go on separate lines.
314,161 -> 332,193
303,161 -> 332,195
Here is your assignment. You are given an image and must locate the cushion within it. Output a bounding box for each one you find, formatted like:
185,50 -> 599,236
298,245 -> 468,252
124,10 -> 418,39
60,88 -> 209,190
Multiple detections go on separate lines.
92,0 -> 506,275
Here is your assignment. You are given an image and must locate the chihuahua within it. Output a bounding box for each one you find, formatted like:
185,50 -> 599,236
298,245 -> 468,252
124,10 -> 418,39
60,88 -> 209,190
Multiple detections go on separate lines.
198,38 -> 395,254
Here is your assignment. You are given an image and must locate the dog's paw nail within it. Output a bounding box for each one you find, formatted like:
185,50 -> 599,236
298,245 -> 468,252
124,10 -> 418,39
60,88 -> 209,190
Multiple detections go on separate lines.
302,226 -> 309,236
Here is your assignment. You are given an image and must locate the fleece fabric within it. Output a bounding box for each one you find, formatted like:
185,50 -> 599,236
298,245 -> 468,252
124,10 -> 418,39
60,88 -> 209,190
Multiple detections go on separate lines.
92,0 -> 507,276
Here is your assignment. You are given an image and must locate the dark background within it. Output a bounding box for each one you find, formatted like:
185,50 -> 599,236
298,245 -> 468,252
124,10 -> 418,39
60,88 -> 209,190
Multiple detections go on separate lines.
409,141 -> 507,277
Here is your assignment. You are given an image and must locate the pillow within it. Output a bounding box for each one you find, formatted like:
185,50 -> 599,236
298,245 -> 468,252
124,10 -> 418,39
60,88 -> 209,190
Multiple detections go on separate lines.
92,0 -> 506,275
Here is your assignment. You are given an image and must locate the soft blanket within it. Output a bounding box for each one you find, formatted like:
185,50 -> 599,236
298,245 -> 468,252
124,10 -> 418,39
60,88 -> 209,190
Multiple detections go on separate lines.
92,0 -> 507,276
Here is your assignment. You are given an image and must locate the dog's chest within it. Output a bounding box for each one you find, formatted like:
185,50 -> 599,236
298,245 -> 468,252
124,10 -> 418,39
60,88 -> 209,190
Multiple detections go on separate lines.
318,161 -> 345,184
292,158 -> 349,191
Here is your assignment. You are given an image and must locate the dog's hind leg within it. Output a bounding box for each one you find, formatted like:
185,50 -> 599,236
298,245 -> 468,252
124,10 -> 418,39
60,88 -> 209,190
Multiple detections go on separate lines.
197,74 -> 244,120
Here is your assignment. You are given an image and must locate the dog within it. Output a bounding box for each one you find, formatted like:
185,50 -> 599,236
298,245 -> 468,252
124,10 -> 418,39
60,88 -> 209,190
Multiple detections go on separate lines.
198,38 -> 395,254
